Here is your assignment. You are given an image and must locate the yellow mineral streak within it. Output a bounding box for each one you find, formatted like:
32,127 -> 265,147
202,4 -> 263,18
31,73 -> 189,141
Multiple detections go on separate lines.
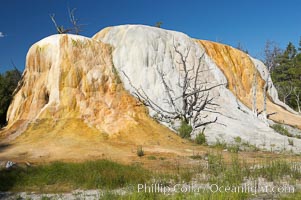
1,34 -> 190,161
198,40 -> 301,128
2,32 -> 301,162
6,34 -> 151,135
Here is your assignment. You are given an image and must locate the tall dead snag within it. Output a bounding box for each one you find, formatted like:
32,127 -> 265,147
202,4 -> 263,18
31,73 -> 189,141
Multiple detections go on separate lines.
50,7 -> 83,35
123,40 -> 224,134
262,75 -> 269,119
276,84 -> 293,105
293,87 -> 301,113
252,68 -> 258,116
262,41 -> 281,119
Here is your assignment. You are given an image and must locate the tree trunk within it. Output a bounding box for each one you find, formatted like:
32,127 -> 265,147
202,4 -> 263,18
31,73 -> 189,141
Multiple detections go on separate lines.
262,75 -> 268,119
252,69 -> 258,116
295,93 -> 301,113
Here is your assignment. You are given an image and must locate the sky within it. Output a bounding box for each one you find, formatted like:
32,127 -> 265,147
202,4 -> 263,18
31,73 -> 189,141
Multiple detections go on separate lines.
1,0 -> 301,73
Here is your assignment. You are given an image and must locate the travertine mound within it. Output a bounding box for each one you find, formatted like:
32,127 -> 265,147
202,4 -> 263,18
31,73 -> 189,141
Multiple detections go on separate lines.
1,25 -> 301,159
93,25 -> 301,151
6,34 -> 146,136
1,33 -> 186,161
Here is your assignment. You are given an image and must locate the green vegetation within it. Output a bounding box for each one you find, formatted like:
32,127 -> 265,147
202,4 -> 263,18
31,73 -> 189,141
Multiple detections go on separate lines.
0,68 -> 21,127
101,190 -> 249,200
208,153 -> 246,186
0,160 -> 150,192
281,191 -> 301,200
271,124 -> 293,137
108,153 -> 300,199
211,138 -> 240,153
1,154 -> 301,199
254,160 -> 301,182
147,155 -> 157,160
234,136 -> 242,143
211,138 -> 227,149
137,146 -> 144,157
241,141 -> 260,152
207,152 -> 301,188
41,196 -> 51,200
195,131 -> 207,145
190,153 -> 203,160
268,40 -> 301,112
227,144 -> 240,153
159,157 -> 166,160
178,120 -> 192,139
155,21 -> 163,28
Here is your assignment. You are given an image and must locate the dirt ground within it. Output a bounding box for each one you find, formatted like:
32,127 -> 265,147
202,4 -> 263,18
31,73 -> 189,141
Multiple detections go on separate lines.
0,117 -> 300,171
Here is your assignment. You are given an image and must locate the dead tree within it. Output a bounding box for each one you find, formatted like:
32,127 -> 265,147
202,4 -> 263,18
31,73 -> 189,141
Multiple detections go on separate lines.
50,14 -> 72,34
68,7 -> 83,35
50,7 -> 83,35
123,41 -> 224,132
293,87 -> 301,113
155,21 -> 163,28
263,41 -> 281,70
262,41 -> 281,119
252,68 -> 258,116
262,75 -> 269,119
276,84 -> 293,104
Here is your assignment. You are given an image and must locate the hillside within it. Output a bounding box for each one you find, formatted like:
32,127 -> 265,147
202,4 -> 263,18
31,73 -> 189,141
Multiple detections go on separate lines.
0,25 -> 301,162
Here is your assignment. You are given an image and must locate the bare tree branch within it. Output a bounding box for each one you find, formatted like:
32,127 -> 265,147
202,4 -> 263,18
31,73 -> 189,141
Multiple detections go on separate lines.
276,84 -> 293,104
50,14 -> 71,34
50,7 -> 84,35
122,40 -> 224,136
68,7 -> 84,35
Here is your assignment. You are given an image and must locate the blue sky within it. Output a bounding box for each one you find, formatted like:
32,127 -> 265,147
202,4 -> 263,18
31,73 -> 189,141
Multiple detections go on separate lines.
1,0 -> 301,73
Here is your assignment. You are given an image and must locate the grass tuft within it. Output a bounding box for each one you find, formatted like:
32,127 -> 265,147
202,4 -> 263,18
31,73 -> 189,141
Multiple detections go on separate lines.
137,146 -> 144,157
178,121 -> 192,139
271,124 -> 293,137
0,159 -> 151,192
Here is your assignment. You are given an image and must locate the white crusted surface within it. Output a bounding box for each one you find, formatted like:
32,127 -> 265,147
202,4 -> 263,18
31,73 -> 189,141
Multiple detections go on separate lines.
94,25 -> 301,152
5,25 -> 301,152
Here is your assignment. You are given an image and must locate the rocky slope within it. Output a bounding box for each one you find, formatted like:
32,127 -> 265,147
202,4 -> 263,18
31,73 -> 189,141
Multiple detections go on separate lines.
1,25 -> 301,161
